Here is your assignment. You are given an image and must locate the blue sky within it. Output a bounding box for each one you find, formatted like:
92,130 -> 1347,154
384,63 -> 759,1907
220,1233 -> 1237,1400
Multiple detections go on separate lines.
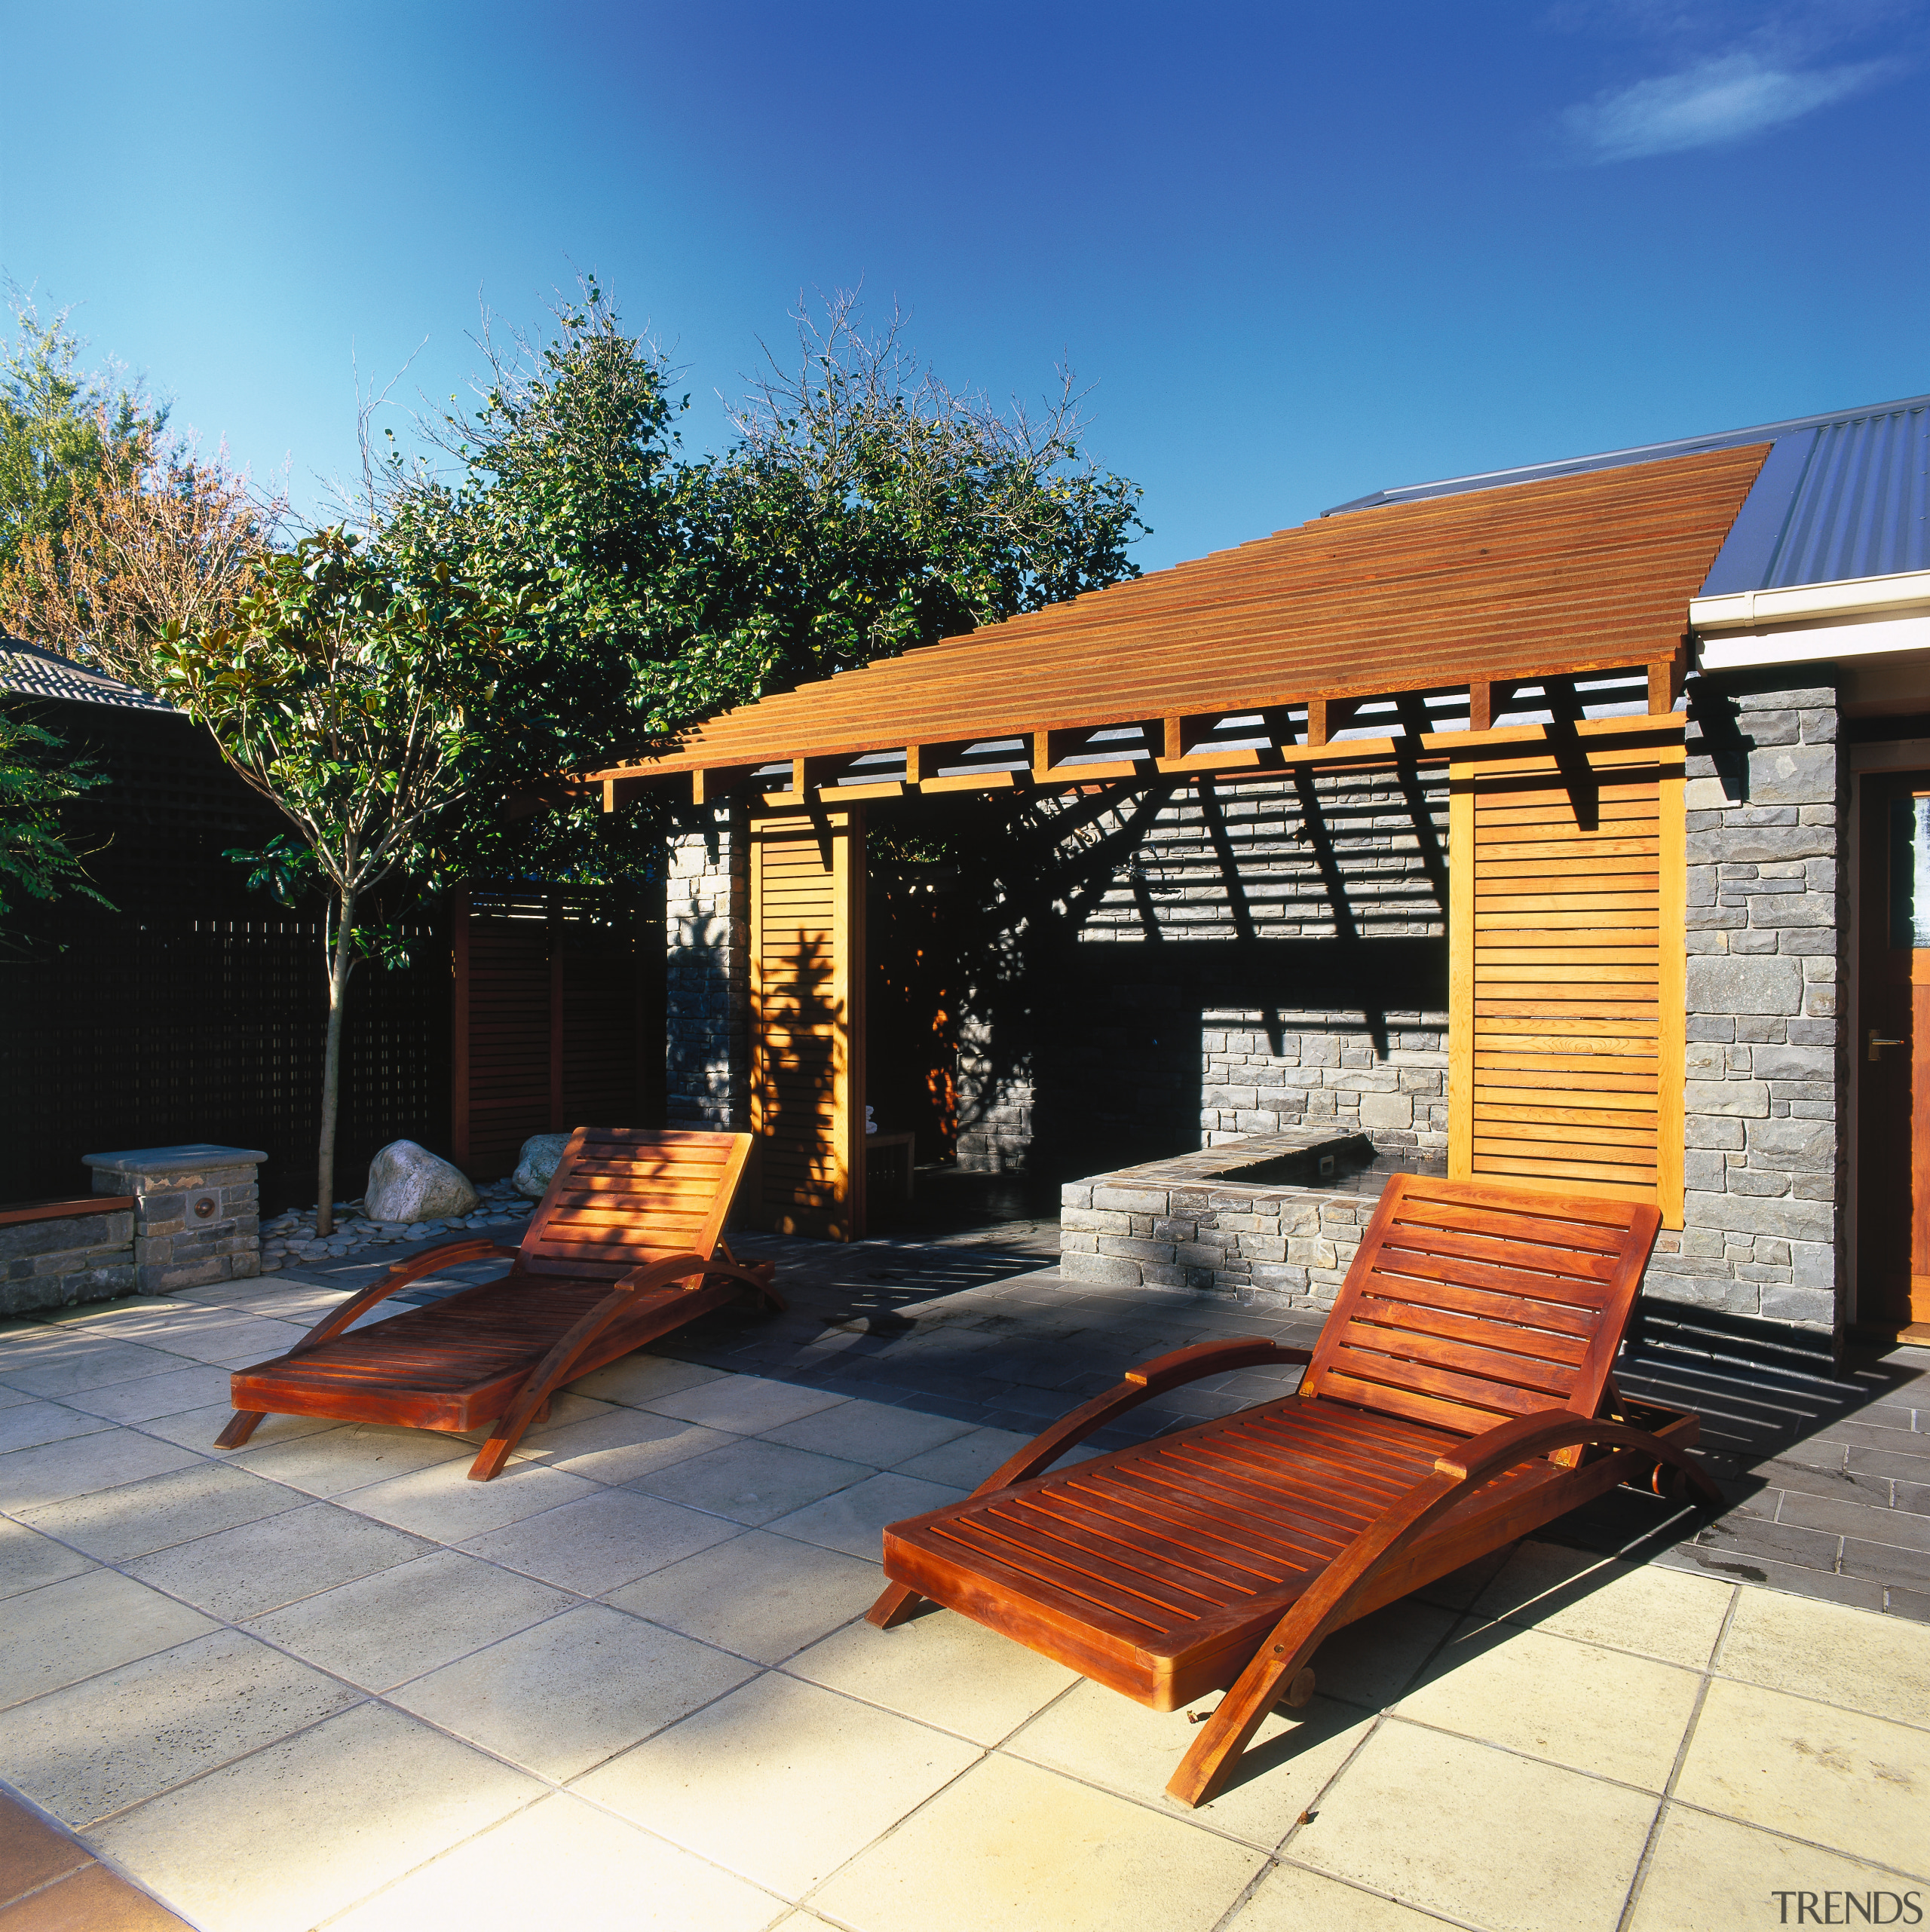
3,0 -> 1925,570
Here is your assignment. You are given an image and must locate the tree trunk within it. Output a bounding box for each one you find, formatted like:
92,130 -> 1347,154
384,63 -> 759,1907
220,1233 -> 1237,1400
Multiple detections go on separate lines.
315,885 -> 358,1237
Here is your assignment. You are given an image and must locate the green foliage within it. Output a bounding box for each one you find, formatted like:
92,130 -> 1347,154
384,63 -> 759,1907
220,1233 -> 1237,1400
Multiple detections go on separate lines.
153,525 -> 513,918
0,294 -> 163,577
384,282 -> 1147,880
0,709 -> 111,935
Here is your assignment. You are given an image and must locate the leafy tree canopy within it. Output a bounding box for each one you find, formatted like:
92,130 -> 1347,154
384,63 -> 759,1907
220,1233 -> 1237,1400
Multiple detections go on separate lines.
0,709 -> 110,938
0,292 -> 163,577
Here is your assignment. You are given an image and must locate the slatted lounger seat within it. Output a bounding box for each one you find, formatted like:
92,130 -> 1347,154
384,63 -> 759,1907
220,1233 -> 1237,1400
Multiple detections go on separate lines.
216,1127 -> 780,1481
865,1175 -> 1720,1807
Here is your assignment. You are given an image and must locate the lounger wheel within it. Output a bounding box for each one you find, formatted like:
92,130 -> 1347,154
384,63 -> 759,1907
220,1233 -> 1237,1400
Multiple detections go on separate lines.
1279,1667 -> 1316,1710
1641,1459 -> 1713,1505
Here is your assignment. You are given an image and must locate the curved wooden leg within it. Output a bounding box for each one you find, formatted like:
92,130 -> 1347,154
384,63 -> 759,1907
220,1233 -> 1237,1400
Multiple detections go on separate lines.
215,1410 -> 267,1450
865,1581 -> 926,1629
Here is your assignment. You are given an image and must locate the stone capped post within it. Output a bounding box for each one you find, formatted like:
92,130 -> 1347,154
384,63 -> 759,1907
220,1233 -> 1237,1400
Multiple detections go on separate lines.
81,1144 -> 265,1295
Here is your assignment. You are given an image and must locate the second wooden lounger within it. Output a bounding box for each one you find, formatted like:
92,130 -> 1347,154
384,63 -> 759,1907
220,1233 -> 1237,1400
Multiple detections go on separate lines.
216,1126 -> 780,1480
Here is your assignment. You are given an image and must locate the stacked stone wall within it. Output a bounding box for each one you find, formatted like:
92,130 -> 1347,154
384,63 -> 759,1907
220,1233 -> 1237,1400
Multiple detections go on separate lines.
1647,678 -> 1845,1330
665,805 -> 748,1131
0,1208 -> 136,1315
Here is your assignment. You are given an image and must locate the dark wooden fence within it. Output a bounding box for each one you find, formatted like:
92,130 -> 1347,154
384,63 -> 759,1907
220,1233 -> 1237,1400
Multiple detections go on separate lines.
1,700 -> 663,1217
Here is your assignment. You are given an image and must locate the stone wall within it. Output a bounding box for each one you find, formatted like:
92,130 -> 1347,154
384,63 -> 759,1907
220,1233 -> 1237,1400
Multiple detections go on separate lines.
957,767 -> 1451,1177
1647,676 -> 1845,1331
0,1206 -> 136,1316
82,1144 -> 263,1295
665,804 -> 749,1131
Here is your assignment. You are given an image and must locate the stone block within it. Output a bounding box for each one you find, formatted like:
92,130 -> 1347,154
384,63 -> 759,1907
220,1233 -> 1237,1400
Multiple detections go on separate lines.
1686,956 -> 1802,1017
1758,1284 -> 1836,1327
1058,1231 -> 1098,1254
1357,1090 -> 1414,1130
1061,1251 -> 1143,1287
1743,1117 -> 1834,1165
1098,1235 -> 1178,1263
1685,1080 -> 1769,1118
1092,1187 -> 1169,1215
1747,743 -> 1837,808
1748,1046 -> 1834,1081
1745,893 -> 1832,928
1682,1190 -> 1833,1242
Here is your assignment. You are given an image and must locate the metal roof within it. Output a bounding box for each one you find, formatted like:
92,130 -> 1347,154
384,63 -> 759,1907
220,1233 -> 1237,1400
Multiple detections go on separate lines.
1699,397 -> 1930,595
0,637 -> 173,712
593,442 -> 1764,794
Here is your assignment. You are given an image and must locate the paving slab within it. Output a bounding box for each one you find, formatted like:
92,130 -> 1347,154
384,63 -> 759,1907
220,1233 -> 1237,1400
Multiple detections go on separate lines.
17,1462 -> 305,1564
456,1486 -> 740,1594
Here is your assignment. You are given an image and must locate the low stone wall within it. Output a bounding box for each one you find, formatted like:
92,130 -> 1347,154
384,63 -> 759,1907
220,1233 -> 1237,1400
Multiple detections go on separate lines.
1,1202 -> 137,1315
1058,1130 -> 1435,1309
81,1144 -> 264,1296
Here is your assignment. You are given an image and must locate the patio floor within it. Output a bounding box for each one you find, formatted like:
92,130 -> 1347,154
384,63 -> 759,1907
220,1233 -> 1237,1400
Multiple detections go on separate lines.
2,1234 -> 1926,1931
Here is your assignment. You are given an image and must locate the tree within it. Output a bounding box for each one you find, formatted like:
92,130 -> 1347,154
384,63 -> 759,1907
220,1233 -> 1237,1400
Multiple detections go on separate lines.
0,293 -> 161,575
0,709 -> 109,941
698,290 -> 1148,684
0,421 -> 277,684
148,528 -> 515,1232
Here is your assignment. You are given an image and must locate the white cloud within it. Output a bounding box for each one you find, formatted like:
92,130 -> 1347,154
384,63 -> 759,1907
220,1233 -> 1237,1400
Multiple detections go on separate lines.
1560,48 -> 1895,161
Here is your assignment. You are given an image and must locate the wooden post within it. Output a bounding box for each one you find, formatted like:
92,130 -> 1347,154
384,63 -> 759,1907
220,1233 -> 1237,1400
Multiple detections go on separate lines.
451,886 -> 472,1171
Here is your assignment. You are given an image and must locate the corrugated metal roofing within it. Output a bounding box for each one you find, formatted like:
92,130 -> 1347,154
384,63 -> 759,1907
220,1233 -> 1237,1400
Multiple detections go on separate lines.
596,442 -> 1766,784
1700,398 -> 1930,595
0,637 -> 171,712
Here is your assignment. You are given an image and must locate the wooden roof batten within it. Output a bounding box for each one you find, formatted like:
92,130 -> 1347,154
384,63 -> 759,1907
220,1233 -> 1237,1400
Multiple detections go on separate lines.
587,442 -> 1767,811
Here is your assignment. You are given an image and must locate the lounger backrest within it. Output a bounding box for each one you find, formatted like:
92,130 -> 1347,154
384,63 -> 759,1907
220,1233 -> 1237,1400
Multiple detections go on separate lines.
517,1127 -> 755,1280
1300,1174 -> 1659,1438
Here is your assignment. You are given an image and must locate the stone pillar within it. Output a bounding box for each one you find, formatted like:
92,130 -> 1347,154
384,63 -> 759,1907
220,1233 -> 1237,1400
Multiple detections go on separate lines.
665,805 -> 748,1130
1649,675 -> 1845,1336
81,1144 -> 265,1295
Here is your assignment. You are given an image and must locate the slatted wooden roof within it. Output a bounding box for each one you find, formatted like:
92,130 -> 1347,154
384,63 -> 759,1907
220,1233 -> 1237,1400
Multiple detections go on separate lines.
594,441 -> 1768,803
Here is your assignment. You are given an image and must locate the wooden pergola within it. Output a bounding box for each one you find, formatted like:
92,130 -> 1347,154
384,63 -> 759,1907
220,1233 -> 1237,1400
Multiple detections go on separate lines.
590,442 -> 1769,1241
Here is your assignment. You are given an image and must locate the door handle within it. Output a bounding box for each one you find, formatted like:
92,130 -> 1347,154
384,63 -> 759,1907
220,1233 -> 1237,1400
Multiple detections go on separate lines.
1869,1030 -> 1907,1062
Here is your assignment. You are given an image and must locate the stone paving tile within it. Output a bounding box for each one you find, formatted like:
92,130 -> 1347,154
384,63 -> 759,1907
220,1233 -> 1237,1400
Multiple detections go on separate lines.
0,1401 -> 109,1456
55,1364 -> 234,1425
391,1602 -> 756,1780
1674,1679 -> 1930,1873
0,1520 -> 95,1600
811,1753 -> 1265,1932
1717,1584 -> 1930,1727
642,1373 -> 850,1434
1227,1863 -> 1450,1930
130,1403 -> 337,1453
456,1487 -> 740,1594
90,1702 -> 540,1932
0,1571 -> 216,1711
602,1527 -> 878,1664
322,1793 -> 783,1932
764,1469 -> 966,1560
0,1343 -> 193,1401
1469,1541 -> 1735,1669
632,1436 -> 872,1527
1291,1720 -> 1659,1932
572,1671 -> 981,1897
757,1393 -> 976,1466
224,1418 -> 470,1496
0,1627 -> 360,1827
0,1431 -> 202,1514
244,1548 -> 576,1692
327,1453 -> 600,1540
17,1462 -> 306,1564
121,1500 -> 434,1621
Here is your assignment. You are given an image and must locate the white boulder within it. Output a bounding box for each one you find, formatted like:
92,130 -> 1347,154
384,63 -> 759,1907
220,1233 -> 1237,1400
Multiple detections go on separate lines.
363,1141 -> 479,1224
512,1132 -> 574,1200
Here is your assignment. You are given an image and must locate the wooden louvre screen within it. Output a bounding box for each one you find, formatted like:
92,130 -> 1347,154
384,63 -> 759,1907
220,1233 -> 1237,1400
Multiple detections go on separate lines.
1448,727 -> 1684,1226
749,807 -> 867,1240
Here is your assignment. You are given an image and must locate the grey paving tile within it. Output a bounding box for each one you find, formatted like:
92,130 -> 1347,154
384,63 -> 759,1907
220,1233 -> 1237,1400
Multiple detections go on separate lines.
247,1548 -> 577,1691
1840,1538 -> 1930,1589
125,1501 -> 436,1620
147,1316 -> 311,1365
132,1404 -> 339,1453
1655,1545 -> 1886,1609
0,1341 -> 194,1399
0,1570 -> 218,1710
633,1437 -> 872,1526
506,1407 -> 735,1485
764,1470 -> 967,1560
1750,1456 -> 1894,1505
1849,1442 -> 1930,1481
758,1398 -> 975,1467
458,1487 -> 740,1594
0,1428 -> 203,1512
59,1364 -> 236,1424
0,1400 -> 111,1455
18,1461 -> 307,1563
1890,1585 -> 1930,1621
0,1518 -> 96,1599
1775,1487 -> 1930,1551
1691,1514 -> 1840,1572
642,1373 -> 850,1434
0,1627 -> 361,1828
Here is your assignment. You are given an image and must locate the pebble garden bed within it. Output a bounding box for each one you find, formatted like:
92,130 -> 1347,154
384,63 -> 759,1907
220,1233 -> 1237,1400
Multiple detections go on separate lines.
259,1176 -> 532,1270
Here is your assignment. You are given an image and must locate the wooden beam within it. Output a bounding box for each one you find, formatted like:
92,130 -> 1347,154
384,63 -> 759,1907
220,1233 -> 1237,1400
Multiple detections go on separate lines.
1468,681 -> 1493,734
1304,697 -> 1329,747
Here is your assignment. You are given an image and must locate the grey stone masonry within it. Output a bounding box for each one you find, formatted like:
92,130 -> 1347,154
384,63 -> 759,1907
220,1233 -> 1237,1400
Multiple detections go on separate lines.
81,1144 -> 264,1296
1652,675 -> 1845,1332
666,804 -> 748,1131
1059,1128 -> 1440,1309
0,1205 -> 136,1315
1201,1014 -> 1447,1150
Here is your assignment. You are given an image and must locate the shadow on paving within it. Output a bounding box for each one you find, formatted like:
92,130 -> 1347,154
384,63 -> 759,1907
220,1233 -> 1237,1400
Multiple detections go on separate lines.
268,1214 -> 1929,1616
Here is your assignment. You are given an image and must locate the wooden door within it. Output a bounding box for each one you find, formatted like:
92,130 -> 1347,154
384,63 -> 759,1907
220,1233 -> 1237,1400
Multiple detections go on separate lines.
1448,730 -> 1685,1223
1857,770 -> 1930,1335
749,806 -> 867,1240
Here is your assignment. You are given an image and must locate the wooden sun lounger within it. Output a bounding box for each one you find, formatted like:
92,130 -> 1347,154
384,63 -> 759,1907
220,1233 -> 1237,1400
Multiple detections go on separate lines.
865,1174 -> 1720,1807
216,1126 -> 780,1481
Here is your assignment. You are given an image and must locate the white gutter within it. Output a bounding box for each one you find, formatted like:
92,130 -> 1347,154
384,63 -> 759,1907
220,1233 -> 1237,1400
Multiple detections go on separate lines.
1690,567 -> 1930,632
